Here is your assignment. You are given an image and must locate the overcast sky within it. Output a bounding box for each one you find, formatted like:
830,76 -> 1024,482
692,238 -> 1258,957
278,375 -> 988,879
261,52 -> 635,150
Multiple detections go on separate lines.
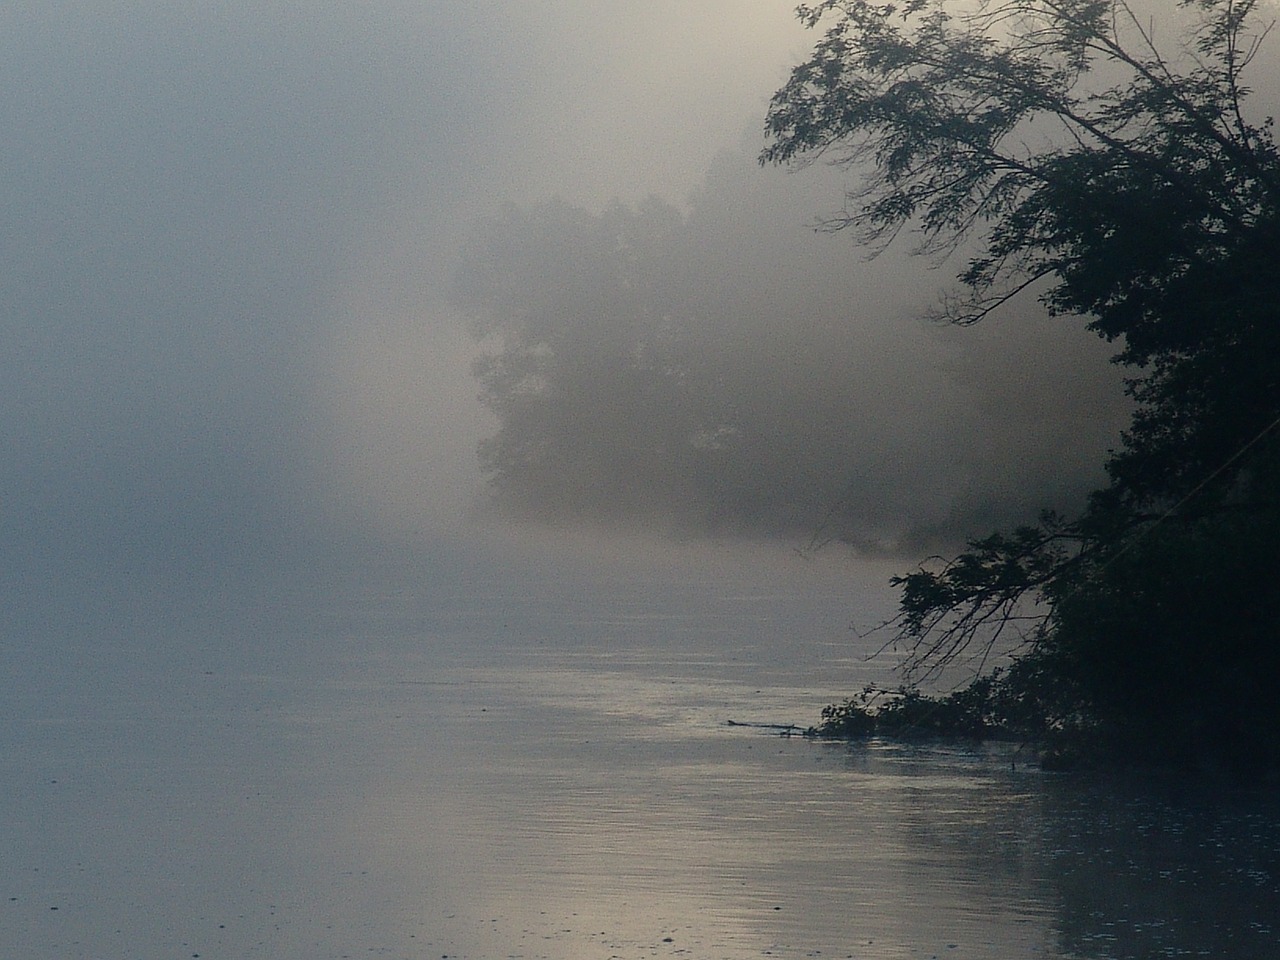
14,0 -> 1268,622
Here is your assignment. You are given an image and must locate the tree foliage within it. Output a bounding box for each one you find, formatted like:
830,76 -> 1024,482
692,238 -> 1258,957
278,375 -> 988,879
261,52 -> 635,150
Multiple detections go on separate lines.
764,0 -> 1280,769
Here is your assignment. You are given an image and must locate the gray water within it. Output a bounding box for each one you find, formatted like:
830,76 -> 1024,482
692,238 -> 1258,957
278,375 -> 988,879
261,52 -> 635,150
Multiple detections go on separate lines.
5,553 -> 1279,959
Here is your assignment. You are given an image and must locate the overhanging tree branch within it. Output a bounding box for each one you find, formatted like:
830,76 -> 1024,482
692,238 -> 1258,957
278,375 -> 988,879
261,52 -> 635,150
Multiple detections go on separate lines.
763,0 -> 1280,720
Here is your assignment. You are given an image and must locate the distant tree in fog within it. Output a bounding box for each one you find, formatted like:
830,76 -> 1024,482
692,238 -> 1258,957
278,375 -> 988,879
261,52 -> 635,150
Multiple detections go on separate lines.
457,179 -> 1127,548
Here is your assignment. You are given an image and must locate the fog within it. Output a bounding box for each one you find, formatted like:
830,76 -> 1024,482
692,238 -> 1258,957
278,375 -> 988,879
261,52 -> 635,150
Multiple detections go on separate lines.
4,4 -> 812,589
4,6 -> 1277,956
9,0 -> 1273,622
454,154 -> 1128,551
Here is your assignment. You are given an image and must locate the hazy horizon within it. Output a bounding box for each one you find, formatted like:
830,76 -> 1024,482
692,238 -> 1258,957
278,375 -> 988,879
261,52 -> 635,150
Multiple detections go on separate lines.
6,0 -> 1275,614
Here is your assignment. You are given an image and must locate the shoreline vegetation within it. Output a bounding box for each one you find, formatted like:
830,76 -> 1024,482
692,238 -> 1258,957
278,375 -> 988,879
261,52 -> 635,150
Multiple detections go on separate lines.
802,679 -> 1280,781
802,680 -> 1084,771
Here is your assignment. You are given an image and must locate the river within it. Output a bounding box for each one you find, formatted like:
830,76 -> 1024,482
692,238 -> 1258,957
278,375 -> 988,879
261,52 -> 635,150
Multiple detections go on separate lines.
5,544 -> 1279,959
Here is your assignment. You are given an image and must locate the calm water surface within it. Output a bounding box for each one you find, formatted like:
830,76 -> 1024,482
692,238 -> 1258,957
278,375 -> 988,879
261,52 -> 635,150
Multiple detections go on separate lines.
6,561 -> 1279,959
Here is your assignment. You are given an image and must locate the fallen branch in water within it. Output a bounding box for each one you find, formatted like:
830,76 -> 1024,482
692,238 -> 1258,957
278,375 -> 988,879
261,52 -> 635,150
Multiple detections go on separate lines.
725,720 -> 804,737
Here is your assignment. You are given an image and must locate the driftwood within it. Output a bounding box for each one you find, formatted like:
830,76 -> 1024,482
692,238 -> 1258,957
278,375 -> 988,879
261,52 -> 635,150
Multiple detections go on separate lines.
725,720 -> 805,737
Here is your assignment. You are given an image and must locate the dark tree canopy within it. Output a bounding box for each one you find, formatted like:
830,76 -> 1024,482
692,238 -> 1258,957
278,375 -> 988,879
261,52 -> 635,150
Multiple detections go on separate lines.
765,0 -> 1280,770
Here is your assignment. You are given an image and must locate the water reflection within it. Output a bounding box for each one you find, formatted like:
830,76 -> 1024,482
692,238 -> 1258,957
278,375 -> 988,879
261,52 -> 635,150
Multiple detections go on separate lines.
5,569 -> 1279,959
419,643 -> 1280,959
1035,771 -> 1280,959
394,642 -> 1274,957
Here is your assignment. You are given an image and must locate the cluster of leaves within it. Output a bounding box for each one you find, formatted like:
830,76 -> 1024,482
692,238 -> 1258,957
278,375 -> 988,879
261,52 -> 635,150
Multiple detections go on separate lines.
767,0 -> 1280,771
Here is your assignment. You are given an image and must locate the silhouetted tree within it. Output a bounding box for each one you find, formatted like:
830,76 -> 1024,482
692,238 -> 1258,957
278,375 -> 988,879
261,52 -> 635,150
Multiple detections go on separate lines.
765,0 -> 1280,768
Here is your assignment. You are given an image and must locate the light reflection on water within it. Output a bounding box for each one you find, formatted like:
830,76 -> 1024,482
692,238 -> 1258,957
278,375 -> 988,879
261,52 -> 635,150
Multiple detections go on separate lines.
5,572 -> 1280,959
